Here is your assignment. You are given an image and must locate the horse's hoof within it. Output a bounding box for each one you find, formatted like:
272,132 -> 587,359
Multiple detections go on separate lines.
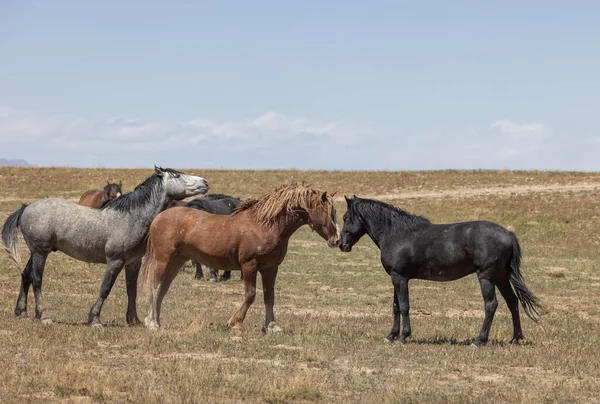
209,278 -> 217,283
127,317 -> 142,327
385,334 -> 399,343
16,311 -> 29,320
147,322 -> 160,331
264,322 -> 283,333
90,319 -> 103,328
228,320 -> 242,330
41,318 -> 53,325
470,343 -> 479,348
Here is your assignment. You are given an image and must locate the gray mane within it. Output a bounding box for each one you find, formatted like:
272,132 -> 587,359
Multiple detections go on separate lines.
97,168 -> 182,213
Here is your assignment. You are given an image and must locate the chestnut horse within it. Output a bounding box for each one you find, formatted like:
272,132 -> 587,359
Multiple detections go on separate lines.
142,183 -> 341,332
79,181 -> 123,208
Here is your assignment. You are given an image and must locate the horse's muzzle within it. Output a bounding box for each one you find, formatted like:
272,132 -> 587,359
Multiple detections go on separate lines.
199,180 -> 210,194
328,238 -> 341,248
339,243 -> 352,252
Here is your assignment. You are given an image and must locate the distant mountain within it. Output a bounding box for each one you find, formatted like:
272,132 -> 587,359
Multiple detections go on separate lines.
0,158 -> 35,167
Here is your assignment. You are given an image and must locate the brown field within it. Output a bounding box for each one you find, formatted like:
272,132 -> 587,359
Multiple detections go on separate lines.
1,167 -> 600,403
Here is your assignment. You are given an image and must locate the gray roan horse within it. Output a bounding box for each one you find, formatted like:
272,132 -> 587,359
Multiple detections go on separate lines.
339,196 -> 542,346
1,167 -> 209,326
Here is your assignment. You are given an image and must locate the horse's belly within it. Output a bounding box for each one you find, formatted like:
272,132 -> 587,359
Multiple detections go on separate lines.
412,261 -> 476,282
416,271 -> 470,282
56,241 -> 107,264
188,251 -> 237,271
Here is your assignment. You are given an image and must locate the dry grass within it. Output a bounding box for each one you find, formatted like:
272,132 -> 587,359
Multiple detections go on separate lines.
1,167 -> 600,403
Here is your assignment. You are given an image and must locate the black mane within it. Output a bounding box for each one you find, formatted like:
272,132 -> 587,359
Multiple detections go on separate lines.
199,193 -> 236,201
353,198 -> 431,231
97,173 -> 164,213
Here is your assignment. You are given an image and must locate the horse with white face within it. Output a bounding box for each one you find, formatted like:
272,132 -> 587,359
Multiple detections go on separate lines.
2,166 -> 209,326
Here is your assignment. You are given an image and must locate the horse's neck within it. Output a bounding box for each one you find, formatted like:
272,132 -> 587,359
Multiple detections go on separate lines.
124,191 -> 170,229
362,215 -> 402,250
271,211 -> 308,241
364,219 -> 387,249
363,211 -> 428,250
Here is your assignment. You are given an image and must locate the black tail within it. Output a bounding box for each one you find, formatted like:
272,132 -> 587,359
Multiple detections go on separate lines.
508,232 -> 542,321
1,204 -> 27,265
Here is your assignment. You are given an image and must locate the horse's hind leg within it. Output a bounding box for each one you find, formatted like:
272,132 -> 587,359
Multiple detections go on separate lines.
14,256 -> 33,318
88,258 -> 125,326
474,277 -> 498,346
153,256 -> 187,329
124,260 -> 142,326
497,278 -> 523,343
31,251 -> 50,323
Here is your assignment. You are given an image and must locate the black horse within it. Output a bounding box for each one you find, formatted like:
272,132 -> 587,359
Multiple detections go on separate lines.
339,196 -> 542,346
186,194 -> 242,281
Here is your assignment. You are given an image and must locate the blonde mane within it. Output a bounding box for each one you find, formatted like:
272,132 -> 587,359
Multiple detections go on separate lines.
233,183 -> 334,226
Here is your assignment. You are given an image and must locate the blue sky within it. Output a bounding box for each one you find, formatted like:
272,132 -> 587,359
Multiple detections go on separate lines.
1,1 -> 599,169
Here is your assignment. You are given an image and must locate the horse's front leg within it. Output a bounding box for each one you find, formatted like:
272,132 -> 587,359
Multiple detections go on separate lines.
390,271 -> 411,343
386,289 -> 401,342
88,258 -> 125,326
261,267 -> 282,333
228,263 -> 258,329
124,259 -> 142,326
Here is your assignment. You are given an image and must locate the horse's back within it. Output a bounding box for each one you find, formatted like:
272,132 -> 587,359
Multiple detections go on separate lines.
187,198 -> 239,215
390,221 -> 514,281
21,198 -> 109,249
79,190 -> 102,207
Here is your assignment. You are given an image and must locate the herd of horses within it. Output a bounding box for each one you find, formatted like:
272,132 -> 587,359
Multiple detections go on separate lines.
1,167 -> 542,345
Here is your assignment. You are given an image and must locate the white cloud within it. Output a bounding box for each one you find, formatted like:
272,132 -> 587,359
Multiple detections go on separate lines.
1,106 -> 595,170
490,120 -> 545,135
0,106 -> 379,168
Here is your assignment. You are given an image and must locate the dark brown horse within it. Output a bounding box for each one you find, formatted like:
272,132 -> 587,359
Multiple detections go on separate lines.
142,184 -> 340,332
79,181 -> 123,208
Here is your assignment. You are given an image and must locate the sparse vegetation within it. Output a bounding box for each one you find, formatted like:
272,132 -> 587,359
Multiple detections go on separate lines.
1,168 -> 599,402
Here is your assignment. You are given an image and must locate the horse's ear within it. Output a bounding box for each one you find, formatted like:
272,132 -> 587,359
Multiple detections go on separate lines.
154,165 -> 164,174
107,180 -> 111,186
330,192 -> 337,198
321,192 -> 328,202
344,195 -> 352,205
